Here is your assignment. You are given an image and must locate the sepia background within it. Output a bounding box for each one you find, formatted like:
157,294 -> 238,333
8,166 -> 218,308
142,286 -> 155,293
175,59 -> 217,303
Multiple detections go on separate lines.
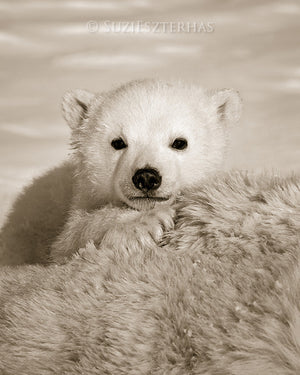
0,0 -> 299,225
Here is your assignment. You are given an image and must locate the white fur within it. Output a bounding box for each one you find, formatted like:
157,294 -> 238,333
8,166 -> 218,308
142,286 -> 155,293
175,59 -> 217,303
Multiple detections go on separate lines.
68,79 -> 241,210
51,79 -> 242,262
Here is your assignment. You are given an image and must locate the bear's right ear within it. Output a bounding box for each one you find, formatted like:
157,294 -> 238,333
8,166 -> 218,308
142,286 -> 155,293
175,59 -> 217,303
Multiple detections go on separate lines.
211,89 -> 242,125
62,89 -> 95,129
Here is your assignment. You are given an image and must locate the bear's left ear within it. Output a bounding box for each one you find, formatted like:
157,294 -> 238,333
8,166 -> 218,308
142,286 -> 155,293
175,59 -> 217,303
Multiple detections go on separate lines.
62,89 -> 95,129
212,89 -> 242,125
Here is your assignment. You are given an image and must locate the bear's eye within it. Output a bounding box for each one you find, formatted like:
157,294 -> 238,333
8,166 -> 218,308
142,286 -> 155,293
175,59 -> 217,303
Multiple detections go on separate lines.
171,138 -> 188,150
111,138 -> 127,150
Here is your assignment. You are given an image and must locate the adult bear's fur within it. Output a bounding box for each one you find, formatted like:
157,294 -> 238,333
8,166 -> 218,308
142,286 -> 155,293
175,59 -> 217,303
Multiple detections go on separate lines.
0,171 -> 300,374
0,162 -> 73,265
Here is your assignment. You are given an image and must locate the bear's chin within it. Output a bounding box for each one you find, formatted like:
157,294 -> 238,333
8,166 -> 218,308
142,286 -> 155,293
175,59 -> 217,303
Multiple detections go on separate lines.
122,196 -> 173,211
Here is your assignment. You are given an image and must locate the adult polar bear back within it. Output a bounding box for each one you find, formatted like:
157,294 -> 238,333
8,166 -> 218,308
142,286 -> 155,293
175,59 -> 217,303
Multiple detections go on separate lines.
0,163 -> 74,265
0,79 -> 242,265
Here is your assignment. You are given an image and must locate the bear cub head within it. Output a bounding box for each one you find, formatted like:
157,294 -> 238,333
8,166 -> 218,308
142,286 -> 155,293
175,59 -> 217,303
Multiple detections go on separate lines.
62,79 -> 242,211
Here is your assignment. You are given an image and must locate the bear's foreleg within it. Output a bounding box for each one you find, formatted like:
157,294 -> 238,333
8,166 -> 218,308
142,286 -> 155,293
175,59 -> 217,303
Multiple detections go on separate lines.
50,205 -> 175,263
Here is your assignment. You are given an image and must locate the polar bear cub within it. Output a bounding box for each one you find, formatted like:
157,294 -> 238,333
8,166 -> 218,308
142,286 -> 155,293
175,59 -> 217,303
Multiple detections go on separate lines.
50,79 -> 241,262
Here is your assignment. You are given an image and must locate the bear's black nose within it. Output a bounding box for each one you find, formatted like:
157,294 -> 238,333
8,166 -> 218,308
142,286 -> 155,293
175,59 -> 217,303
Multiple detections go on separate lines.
132,168 -> 162,192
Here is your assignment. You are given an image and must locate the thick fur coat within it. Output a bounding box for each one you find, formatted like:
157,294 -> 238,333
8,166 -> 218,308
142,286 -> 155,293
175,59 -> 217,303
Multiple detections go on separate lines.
50,79 -> 241,262
1,171 -> 300,375
0,79 -> 242,265
0,162 -> 73,265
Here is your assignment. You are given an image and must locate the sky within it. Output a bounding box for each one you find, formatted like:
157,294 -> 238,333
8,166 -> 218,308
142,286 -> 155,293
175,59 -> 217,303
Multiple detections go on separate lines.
1,0 -> 300,224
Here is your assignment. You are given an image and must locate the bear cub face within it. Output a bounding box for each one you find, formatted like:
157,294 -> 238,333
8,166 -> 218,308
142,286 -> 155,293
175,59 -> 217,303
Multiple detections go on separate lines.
62,79 -> 241,211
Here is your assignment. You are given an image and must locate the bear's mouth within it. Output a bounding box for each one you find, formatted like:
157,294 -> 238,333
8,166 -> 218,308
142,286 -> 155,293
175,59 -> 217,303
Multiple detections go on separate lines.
128,196 -> 170,202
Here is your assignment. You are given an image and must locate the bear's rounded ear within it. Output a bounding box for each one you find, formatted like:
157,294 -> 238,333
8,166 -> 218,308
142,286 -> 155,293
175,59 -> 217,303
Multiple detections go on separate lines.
62,89 -> 95,129
212,89 -> 242,125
